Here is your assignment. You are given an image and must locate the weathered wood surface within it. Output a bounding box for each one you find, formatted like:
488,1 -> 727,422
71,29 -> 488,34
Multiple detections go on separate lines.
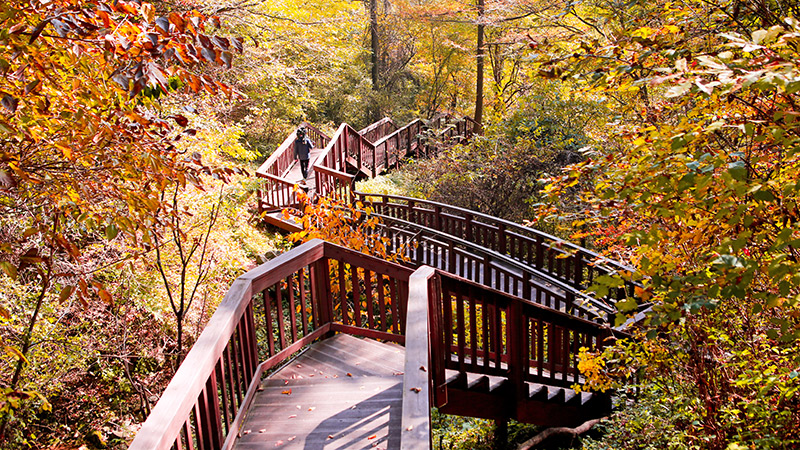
233,333 -> 406,450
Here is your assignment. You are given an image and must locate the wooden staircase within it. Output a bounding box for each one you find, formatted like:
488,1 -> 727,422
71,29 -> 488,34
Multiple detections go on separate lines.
127,116 -> 639,450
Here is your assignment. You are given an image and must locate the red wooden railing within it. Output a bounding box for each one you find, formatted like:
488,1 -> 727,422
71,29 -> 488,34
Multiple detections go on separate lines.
357,193 -> 638,303
128,239 -> 414,450
255,123 -> 330,210
372,213 -> 613,321
310,115 -> 474,203
432,273 -> 612,393
358,117 -> 398,143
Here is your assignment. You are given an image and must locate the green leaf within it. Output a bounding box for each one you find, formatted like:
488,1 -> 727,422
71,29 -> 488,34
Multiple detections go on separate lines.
0,261 -> 17,280
105,224 -> 119,240
728,161 -> 746,180
712,254 -> 746,268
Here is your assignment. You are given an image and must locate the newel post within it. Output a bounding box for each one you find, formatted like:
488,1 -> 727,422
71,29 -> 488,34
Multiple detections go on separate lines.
498,223 -> 507,255
507,300 -> 525,408
311,257 -> 334,329
372,145 -> 377,177
573,249 -> 584,288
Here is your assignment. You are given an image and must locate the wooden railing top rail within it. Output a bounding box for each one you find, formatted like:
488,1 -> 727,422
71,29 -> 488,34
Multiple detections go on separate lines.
358,117 -> 397,139
372,118 -> 422,147
400,266 -> 436,449
355,192 -> 637,276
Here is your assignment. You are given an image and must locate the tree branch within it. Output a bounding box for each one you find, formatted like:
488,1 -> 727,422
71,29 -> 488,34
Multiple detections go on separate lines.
516,417 -> 605,450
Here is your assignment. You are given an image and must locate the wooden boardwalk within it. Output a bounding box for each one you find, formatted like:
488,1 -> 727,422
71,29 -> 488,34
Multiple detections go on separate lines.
281,145 -> 327,191
233,334 -> 406,450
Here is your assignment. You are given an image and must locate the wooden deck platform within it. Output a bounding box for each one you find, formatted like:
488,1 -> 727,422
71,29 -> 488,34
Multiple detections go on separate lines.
233,333 -> 406,450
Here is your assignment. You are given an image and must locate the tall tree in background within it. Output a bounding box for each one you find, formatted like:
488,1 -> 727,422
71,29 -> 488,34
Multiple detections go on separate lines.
474,0 -> 485,132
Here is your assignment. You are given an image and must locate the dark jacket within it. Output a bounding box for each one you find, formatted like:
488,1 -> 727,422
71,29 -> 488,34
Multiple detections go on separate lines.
294,136 -> 314,160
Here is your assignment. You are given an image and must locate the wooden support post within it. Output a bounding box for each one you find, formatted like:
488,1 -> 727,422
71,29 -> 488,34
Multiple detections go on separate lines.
372,145 -> 377,177
508,300 -> 524,411
498,223 -> 506,255
493,418 -> 508,450
312,258 -> 333,331
465,214 -> 473,242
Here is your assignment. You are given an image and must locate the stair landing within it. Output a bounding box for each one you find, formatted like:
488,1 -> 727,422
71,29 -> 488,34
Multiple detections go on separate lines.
233,333 -> 406,450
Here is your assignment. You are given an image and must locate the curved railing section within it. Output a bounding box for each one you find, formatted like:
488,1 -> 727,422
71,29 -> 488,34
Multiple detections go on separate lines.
372,212 -> 615,321
355,193 -> 639,301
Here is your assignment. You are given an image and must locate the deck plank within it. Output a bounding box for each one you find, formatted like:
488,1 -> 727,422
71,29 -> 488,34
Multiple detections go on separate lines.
234,334 -> 405,450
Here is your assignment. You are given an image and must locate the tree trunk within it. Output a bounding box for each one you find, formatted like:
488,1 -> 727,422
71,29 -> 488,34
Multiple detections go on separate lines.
474,0 -> 485,134
369,0 -> 381,121
370,0 -> 379,89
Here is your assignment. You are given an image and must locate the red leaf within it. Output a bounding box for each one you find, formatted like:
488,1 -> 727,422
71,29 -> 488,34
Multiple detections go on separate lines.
29,19 -> 51,43
172,114 -> 189,127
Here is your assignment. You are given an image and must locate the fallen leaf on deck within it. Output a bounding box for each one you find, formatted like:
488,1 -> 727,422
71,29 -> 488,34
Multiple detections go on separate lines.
275,440 -> 283,447
346,372 -> 353,377
368,434 -> 377,439
281,389 -> 292,395
288,436 -> 296,441
419,366 -> 426,372
410,387 -> 421,393
243,430 -> 251,435
308,406 -> 316,411
406,425 -> 413,431
258,429 -> 266,433
327,435 -> 334,439
288,414 -> 297,418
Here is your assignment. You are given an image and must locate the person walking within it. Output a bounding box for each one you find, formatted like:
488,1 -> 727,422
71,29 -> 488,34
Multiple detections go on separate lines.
294,126 -> 314,181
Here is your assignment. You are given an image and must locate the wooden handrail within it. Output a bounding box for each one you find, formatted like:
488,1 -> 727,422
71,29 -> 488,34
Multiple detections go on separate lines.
129,239 -> 415,450
359,117 -> 398,143
400,266 -> 436,450
356,192 -> 639,299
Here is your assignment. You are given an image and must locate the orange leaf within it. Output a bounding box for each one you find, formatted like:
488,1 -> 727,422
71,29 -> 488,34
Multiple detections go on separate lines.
281,389 -> 291,395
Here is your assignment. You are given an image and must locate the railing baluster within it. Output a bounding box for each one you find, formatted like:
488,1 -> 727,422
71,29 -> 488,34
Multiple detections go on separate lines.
299,268 -> 309,336
377,274 -> 387,332
337,260 -> 348,326
365,269 -> 375,330
263,289 -> 275,357
288,273 -> 298,343
275,284 -> 286,350
352,265 -> 362,328
469,291 -> 477,371
390,277 -> 400,333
